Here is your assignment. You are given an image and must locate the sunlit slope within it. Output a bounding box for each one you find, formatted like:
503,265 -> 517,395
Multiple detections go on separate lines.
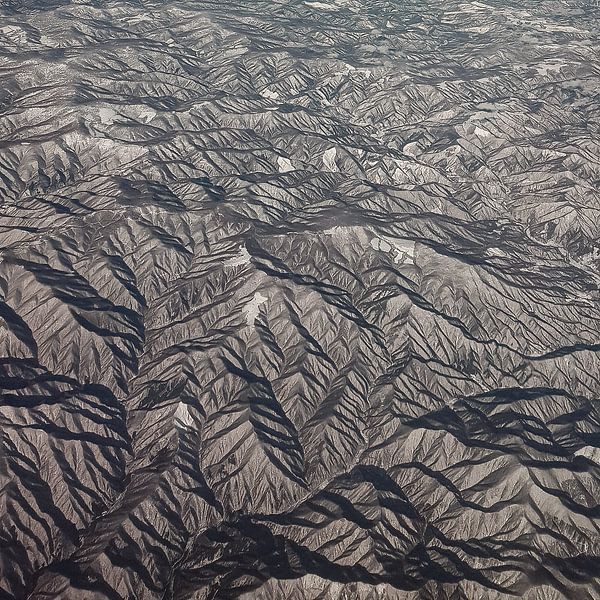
1,0 -> 599,598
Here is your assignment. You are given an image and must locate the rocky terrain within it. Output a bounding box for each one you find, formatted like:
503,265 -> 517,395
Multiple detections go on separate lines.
1,0 -> 600,598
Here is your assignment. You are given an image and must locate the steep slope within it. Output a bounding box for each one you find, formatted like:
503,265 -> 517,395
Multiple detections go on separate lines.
1,0 -> 600,598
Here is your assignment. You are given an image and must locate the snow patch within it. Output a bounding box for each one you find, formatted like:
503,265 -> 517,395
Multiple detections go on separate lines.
98,107 -> 117,125
261,88 -> 280,100
305,0 -> 336,9
463,25 -> 492,33
473,125 -> 492,137
175,403 -> 194,426
244,291 -> 268,324
371,235 -> 415,264
323,147 -> 337,171
370,238 -> 392,253
277,156 -> 294,172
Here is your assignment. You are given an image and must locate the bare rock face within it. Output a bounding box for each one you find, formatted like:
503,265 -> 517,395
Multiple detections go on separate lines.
1,0 -> 599,598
